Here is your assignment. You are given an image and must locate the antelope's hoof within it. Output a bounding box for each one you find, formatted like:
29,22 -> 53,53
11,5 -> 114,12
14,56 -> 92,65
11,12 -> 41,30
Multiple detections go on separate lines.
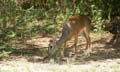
83,49 -> 91,56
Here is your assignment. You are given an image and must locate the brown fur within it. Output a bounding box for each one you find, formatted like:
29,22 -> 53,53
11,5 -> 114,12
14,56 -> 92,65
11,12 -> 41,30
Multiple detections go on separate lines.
48,14 -> 91,57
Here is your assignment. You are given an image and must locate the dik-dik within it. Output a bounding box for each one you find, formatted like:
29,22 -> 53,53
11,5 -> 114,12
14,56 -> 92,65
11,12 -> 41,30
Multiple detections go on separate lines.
48,14 -> 91,57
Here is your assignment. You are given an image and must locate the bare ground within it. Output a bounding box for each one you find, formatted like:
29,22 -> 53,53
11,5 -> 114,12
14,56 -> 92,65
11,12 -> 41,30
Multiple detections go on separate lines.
0,32 -> 120,72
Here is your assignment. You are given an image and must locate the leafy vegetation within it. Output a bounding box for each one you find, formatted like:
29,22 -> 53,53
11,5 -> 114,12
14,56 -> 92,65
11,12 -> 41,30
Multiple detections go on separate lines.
0,0 -> 120,57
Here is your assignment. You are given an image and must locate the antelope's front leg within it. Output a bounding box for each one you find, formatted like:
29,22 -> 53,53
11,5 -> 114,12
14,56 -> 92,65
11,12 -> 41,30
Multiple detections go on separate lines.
73,35 -> 78,54
60,42 -> 67,58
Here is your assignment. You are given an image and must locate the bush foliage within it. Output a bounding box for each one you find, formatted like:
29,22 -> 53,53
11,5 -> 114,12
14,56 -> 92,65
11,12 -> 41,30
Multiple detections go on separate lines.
0,0 -> 120,48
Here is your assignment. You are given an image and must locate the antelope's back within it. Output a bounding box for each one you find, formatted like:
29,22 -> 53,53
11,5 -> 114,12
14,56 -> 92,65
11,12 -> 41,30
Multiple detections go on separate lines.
68,15 -> 91,33
69,15 -> 90,25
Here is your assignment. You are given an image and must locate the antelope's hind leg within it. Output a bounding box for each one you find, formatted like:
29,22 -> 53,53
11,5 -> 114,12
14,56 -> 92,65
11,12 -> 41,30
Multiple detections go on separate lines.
83,29 -> 91,56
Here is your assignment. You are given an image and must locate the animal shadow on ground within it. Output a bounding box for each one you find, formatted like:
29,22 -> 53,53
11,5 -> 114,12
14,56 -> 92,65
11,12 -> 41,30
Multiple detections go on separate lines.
74,37 -> 120,64
0,36 -> 120,64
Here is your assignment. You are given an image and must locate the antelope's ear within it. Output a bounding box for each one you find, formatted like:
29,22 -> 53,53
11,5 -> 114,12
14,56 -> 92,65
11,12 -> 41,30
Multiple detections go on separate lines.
52,35 -> 57,43
48,40 -> 53,48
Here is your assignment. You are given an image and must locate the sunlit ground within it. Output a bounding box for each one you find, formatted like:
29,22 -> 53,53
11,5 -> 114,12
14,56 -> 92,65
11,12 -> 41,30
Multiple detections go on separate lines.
0,58 -> 120,72
0,32 -> 120,72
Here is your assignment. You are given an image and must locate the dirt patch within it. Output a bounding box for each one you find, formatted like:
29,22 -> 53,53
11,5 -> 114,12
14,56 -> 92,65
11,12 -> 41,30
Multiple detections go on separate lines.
1,33 -> 120,72
0,32 -> 120,64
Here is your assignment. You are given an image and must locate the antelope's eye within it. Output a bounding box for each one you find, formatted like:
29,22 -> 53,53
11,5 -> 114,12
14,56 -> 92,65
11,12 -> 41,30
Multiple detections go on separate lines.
49,46 -> 53,49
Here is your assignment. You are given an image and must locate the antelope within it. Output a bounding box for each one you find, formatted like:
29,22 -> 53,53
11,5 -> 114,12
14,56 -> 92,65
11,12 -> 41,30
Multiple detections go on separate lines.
48,14 -> 91,58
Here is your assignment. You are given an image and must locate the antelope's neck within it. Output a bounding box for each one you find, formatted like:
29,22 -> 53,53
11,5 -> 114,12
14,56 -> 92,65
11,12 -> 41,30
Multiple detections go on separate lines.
56,36 -> 68,48
56,40 -> 63,48
56,23 -> 71,48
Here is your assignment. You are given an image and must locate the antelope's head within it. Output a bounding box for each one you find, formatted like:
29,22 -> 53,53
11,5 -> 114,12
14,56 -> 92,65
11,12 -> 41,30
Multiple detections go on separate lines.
48,36 -> 58,56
